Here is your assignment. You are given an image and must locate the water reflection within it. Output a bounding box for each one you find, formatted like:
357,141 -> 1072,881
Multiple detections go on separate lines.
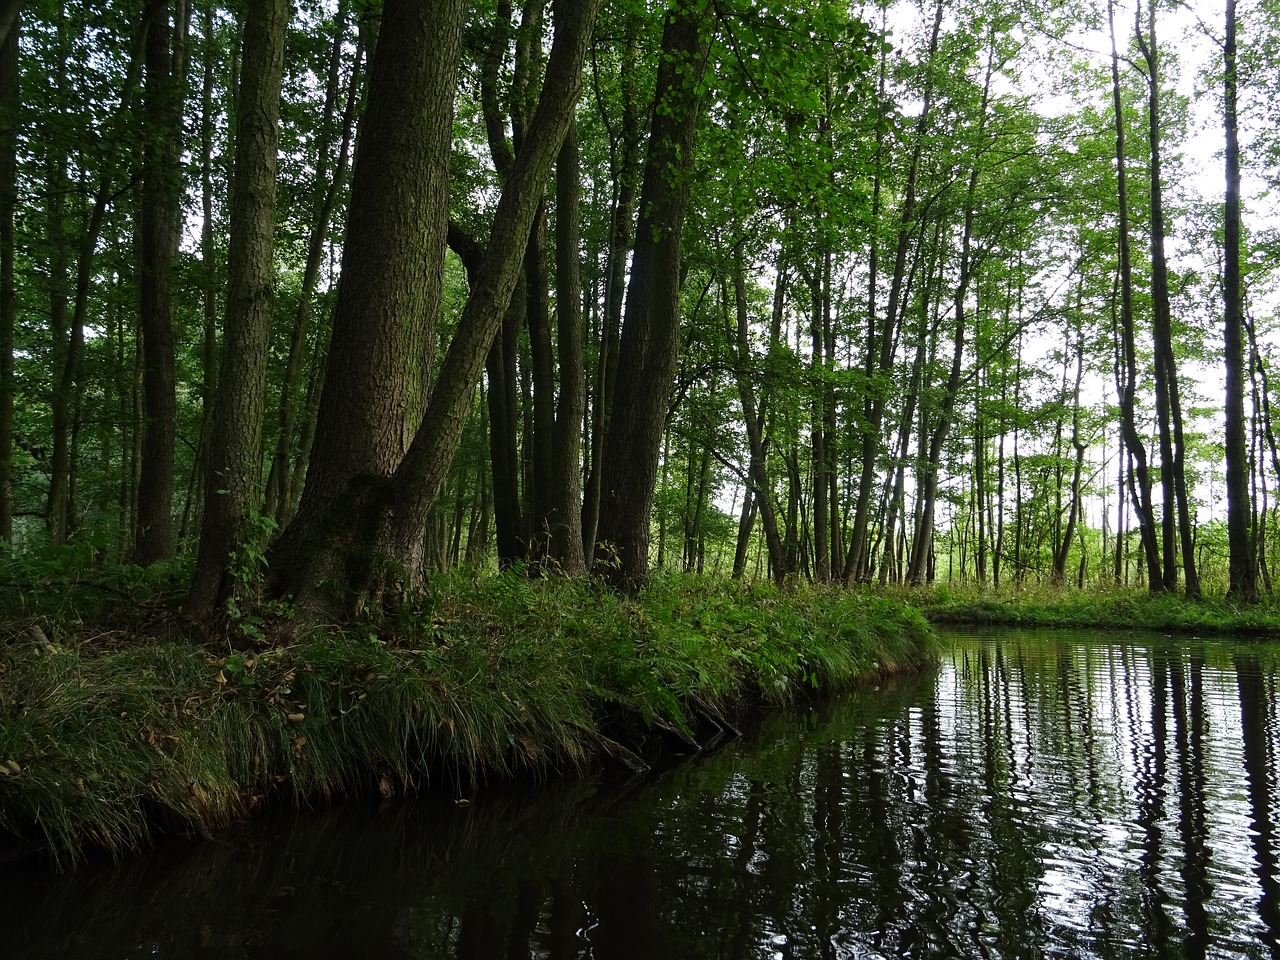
5,631 -> 1280,959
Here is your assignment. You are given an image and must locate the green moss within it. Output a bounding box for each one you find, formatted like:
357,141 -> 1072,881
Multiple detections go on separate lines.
0,571 -> 936,864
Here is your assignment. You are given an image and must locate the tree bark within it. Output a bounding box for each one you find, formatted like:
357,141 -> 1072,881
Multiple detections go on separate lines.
1108,0 -> 1162,591
0,16 -> 15,542
1223,0 -> 1257,601
133,0 -> 189,565
384,0 -> 599,589
581,13 -> 641,562
547,117 -> 586,574
188,0 -> 288,617
593,2 -> 713,590
269,0 -> 466,605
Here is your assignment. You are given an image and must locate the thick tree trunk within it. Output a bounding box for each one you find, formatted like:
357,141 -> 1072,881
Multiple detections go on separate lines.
187,0 -> 287,617
593,2 -> 712,591
269,0 -> 466,605
382,0 -> 600,591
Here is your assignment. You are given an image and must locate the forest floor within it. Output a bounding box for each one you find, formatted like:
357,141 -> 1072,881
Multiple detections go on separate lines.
0,564 -> 937,865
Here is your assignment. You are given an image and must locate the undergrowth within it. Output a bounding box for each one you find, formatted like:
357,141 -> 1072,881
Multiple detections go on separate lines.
912,581 -> 1280,635
0,565 -> 936,865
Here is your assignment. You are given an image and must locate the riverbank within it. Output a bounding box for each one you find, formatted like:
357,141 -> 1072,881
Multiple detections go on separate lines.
915,582 -> 1280,636
0,572 -> 937,864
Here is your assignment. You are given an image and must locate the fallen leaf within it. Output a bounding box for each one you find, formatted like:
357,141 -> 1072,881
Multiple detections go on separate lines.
287,712 -> 305,722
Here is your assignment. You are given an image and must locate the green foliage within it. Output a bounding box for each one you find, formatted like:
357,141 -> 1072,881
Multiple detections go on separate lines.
914,580 -> 1280,635
0,569 -> 936,864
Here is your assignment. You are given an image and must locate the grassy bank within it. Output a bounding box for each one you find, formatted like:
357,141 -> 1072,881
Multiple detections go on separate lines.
0,570 -> 936,864
913,582 -> 1280,636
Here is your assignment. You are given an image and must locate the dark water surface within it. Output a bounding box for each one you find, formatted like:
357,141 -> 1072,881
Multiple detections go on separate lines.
5,630 -> 1280,959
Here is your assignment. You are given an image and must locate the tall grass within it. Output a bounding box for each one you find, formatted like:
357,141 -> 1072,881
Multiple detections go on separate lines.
0,570 -> 936,864
912,580 -> 1280,635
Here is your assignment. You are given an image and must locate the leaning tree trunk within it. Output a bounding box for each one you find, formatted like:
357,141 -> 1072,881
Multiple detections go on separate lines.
268,0 -> 467,607
384,0 -> 600,589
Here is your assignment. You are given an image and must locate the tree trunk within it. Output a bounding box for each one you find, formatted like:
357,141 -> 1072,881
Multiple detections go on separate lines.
133,0 -> 189,565
732,257 -> 788,584
264,1 -> 362,524
380,0 -> 598,595
582,14 -> 641,562
269,0 -> 467,606
1223,0 -> 1257,601
187,0 -> 288,617
1108,0 -> 1162,590
1137,1 -> 1197,596
547,117 -> 586,574
0,16 -> 15,542
1052,324 -> 1086,582
593,2 -> 712,591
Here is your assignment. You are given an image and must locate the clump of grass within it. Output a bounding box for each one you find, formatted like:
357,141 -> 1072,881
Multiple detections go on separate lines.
0,569 -> 936,865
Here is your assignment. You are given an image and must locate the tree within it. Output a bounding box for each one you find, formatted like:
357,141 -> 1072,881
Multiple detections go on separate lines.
0,10 -> 15,542
187,0 -> 290,618
1223,0 -> 1257,601
132,0 -> 190,565
593,0 -> 714,590
272,0 -> 600,608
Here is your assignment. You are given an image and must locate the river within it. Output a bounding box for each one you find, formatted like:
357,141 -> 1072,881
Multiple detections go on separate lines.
4,629 -> 1279,958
